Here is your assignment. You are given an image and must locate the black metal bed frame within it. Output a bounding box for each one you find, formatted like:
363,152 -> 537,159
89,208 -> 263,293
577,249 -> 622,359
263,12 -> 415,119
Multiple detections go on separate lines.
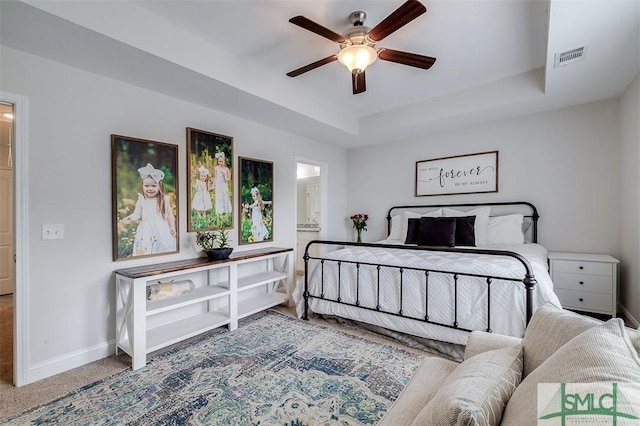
302,201 -> 540,335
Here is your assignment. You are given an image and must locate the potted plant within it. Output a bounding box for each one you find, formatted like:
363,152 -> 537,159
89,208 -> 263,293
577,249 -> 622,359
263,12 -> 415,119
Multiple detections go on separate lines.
196,229 -> 233,261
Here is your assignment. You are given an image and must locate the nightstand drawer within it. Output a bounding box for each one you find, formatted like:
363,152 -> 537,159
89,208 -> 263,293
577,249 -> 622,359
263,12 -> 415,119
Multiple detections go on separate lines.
551,260 -> 612,276
553,272 -> 613,294
555,289 -> 612,313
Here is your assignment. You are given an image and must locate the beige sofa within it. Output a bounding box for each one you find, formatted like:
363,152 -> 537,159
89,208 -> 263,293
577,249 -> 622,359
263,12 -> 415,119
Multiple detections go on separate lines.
380,303 -> 640,425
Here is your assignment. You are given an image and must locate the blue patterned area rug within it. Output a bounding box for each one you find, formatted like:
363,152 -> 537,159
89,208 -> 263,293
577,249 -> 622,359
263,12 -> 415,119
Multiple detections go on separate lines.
6,310 -> 428,425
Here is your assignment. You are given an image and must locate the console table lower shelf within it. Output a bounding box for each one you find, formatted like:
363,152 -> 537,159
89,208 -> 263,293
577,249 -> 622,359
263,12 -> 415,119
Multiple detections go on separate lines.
115,247 -> 293,369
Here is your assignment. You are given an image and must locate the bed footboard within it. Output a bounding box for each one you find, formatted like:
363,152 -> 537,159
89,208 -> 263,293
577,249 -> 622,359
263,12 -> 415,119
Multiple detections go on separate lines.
302,241 -> 537,336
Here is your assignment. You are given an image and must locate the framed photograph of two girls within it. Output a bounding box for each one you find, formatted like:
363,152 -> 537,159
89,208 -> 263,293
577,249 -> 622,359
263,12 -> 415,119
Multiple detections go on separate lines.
239,157 -> 273,245
111,135 -> 179,261
186,127 -> 234,232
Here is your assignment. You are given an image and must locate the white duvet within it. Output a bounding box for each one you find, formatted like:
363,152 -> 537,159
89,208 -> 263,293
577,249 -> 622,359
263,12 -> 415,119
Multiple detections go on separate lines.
293,241 -> 561,345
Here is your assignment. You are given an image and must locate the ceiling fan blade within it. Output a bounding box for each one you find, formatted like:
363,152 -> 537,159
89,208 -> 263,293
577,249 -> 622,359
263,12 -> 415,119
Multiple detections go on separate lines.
287,55 -> 338,77
378,48 -> 436,69
368,0 -> 427,42
352,71 -> 366,94
289,16 -> 346,43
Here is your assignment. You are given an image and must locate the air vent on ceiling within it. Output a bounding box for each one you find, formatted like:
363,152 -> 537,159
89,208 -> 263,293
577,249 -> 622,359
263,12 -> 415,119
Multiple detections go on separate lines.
554,45 -> 589,68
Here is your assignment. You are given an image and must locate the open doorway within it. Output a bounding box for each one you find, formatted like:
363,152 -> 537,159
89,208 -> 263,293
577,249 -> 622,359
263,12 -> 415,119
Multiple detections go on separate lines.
0,101 -> 15,385
296,161 -> 323,277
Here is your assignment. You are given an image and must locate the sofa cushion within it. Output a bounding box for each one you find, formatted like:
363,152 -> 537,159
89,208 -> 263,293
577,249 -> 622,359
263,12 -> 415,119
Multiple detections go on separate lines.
411,344 -> 523,426
501,318 -> 640,425
378,357 -> 458,426
522,302 -> 600,377
464,330 -> 522,360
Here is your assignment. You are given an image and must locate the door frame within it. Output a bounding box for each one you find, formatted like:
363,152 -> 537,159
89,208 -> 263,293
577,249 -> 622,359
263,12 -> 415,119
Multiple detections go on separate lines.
1,91 -> 28,386
295,158 -> 328,265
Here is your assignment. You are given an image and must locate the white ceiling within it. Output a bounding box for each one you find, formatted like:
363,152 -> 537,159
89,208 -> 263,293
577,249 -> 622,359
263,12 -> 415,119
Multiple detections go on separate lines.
1,0 -> 638,149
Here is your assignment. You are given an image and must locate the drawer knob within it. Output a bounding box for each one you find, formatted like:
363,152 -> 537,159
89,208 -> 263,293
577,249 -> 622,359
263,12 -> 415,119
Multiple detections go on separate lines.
579,298 -> 584,302
579,266 -> 584,270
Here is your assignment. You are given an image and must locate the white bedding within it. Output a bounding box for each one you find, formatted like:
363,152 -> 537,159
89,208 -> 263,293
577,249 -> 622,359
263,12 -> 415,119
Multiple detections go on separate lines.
293,241 -> 561,345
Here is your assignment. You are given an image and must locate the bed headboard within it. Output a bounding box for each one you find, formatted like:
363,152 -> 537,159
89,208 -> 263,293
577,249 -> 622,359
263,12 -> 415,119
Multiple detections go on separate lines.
386,201 -> 539,243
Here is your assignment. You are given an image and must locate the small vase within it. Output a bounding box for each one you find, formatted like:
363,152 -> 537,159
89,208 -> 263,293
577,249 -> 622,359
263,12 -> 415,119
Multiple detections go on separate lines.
356,229 -> 362,243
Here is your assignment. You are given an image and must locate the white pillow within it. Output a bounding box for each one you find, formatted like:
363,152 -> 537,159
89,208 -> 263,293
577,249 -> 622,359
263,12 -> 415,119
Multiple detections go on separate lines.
443,206 -> 491,246
388,215 -> 404,240
487,214 -> 525,245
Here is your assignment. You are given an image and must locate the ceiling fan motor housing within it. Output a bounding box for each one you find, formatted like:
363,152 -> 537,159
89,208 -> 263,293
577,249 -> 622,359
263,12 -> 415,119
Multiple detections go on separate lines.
349,11 -> 367,26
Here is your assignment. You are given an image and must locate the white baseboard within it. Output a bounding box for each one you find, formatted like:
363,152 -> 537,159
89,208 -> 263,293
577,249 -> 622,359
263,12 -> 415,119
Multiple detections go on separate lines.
24,340 -> 116,385
620,303 -> 640,328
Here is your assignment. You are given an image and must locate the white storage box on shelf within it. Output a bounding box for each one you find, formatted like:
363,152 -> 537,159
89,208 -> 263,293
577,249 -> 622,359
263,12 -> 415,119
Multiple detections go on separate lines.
115,247 -> 293,369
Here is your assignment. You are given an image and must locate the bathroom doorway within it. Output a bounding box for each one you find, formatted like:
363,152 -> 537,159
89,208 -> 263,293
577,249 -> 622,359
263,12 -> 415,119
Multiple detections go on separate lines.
296,161 -> 324,277
0,101 -> 15,385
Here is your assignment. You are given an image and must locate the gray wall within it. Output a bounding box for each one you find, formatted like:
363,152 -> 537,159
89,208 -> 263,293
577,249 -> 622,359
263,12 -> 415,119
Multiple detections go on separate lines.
0,46 -> 348,383
348,100 -> 621,254
619,74 -> 640,322
347,93 -> 640,319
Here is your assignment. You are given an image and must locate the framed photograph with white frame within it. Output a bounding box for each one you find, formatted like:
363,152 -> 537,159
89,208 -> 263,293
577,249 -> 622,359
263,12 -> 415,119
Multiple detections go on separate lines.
186,127 -> 234,232
239,157 -> 273,245
415,151 -> 498,196
111,134 -> 179,261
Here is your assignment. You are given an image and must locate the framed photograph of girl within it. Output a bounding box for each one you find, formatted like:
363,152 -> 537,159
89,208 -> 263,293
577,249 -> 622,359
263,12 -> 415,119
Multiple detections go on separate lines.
111,135 -> 179,261
239,157 -> 273,245
186,127 -> 233,232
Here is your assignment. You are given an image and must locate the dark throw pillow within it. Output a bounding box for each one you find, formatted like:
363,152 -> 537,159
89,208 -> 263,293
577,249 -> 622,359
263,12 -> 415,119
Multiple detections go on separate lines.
404,218 -> 422,244
454,216 -> 476,246
418,217 -> 457,247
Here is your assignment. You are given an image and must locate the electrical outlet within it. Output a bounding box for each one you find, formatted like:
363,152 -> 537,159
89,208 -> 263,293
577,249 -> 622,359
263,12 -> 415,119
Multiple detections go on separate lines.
42,224 -> 64,240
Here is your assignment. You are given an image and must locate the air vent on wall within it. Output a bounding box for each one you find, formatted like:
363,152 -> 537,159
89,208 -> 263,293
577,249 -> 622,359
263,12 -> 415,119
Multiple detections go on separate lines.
554,45 -> 589,68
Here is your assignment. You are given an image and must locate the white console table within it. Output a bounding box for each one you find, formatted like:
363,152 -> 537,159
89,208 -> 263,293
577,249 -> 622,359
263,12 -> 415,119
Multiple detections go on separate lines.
115,247 -> 292,370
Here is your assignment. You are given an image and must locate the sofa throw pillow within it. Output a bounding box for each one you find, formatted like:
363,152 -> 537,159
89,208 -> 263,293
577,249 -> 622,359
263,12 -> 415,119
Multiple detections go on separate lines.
521,302 -> 600,377
454,215 -> 476,246
412,345 -> 523,426
501,318 -> 640,425
443,206 -> 491,246
417,216 -> 457,247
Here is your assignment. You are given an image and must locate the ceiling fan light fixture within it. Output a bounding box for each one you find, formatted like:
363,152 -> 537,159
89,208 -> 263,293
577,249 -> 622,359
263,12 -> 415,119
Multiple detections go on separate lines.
337,44 -> 377,73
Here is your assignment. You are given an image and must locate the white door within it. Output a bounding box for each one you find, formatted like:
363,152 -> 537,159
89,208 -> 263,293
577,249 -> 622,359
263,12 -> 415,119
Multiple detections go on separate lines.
0,112 -> 13,295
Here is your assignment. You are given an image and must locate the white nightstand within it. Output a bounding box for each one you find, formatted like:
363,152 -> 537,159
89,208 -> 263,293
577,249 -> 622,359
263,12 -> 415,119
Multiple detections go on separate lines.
548,252 -> 619,317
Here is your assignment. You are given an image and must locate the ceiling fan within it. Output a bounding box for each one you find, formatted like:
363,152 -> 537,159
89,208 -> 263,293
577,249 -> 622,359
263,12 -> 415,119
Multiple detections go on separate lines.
286,0 -> 436,95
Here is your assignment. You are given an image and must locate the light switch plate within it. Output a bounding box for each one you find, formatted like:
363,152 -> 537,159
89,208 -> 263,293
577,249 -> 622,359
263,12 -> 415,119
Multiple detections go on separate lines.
42,224 -> 64,240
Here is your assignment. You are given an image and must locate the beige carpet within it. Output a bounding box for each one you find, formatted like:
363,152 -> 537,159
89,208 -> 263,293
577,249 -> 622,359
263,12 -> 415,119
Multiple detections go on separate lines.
0,304 -> 434,421
0,294 -> 130,420
2,293 -> 635,422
